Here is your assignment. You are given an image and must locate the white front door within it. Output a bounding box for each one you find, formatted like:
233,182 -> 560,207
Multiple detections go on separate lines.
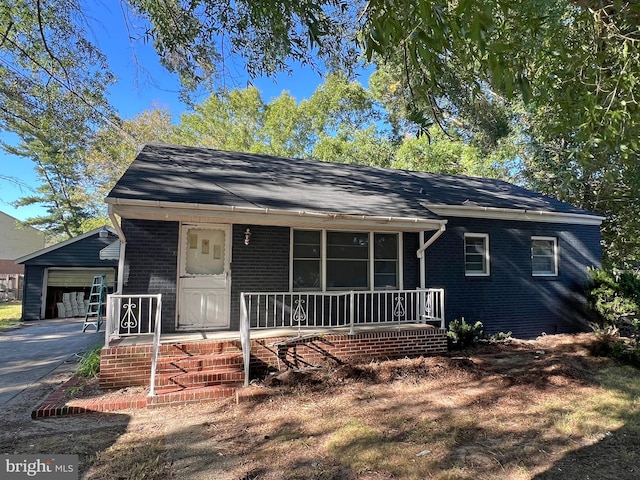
178,224 -> 231,330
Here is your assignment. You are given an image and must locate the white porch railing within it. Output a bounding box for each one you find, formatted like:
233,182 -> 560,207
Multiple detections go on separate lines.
104,293 -> 163,397
240,288 -> 445,386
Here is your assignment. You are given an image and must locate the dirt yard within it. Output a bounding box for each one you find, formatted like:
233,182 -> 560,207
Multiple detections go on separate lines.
2,333 -> 639,480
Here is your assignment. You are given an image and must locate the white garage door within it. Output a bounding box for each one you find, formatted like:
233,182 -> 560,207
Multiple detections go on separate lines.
47,268 -> 116,288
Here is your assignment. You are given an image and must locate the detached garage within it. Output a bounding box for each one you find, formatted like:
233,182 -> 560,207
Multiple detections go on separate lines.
15,226 -> 119,320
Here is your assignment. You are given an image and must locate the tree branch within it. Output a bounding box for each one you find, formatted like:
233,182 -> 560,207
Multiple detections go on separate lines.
36,0 -> 72,85
0,20 -> 13,48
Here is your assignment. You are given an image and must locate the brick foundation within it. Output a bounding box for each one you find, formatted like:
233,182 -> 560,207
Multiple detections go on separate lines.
99,327 -> 447,390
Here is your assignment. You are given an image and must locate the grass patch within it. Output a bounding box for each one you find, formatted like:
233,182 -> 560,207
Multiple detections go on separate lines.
83,432 -> 167,480
0,301 -> 21,331
77,346 -> 102,378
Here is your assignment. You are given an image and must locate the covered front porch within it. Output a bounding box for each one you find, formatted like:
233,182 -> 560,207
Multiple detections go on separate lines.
99,288 -> 448,402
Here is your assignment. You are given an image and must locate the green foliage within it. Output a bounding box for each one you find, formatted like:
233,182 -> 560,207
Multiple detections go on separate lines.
175,74 -> 390,165
4,0 -> 640,265
490,331 -> 512,342
0,1 -> 116,239
586,267 -> 640,328
447,317 -> 484,349
76,346 -> 101,378
127,0 -> 360,100
587,268 -> 640,367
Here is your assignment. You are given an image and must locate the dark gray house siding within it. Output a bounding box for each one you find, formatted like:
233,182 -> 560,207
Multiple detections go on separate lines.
121,219 -> 179,333
230,225 -> 290,330
402,232 -> 420,290
424,217 -> 602,338
22,265 -> 45,321
120,217 -> 600,337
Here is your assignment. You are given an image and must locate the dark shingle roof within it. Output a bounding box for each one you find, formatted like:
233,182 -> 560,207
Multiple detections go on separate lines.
107,143 -> 596,219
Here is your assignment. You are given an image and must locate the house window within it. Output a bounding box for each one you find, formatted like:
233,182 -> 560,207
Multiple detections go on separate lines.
532,236 -> 558,276
326,231 -> 369,289
374,233 -> 399,289
464,233 -> 490,276
292,230 -> 321,290
291,230 -> 401,291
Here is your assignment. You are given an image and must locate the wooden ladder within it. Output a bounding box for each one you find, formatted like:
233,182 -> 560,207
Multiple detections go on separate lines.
82,274 -> 107,332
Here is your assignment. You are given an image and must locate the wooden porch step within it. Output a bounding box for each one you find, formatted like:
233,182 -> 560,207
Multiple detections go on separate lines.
155,368 -> 245,389
149,384 -> 239,406
155,353 -> 243,374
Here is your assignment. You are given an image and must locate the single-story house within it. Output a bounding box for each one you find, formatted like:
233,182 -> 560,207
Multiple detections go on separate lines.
15,226 -> 119,321
99,143 -> 603,404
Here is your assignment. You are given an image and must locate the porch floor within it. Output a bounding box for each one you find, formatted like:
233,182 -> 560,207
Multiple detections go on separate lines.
108,322 -> 443,346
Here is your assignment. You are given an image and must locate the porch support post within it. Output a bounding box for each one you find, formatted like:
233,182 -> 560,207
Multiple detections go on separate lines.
419,231 -> 426,289
416,224 -> 446,289
109,208 -> 127,295
240,293 -> 251,387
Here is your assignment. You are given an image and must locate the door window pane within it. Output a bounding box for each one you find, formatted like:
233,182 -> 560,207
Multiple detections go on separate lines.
185,228 -> 225,275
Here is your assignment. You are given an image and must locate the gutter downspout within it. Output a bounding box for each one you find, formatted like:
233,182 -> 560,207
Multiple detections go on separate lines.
108,208 -> 126,294
416,224 -> 446,289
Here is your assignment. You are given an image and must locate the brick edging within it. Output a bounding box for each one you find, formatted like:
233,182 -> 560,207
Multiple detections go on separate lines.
31,376 -> 148,419
31,377 -> 241,419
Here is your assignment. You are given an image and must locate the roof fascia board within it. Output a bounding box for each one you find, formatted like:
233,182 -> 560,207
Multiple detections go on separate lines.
425,204 -> 605,226
107,198 -> 447,232
15,226 -> 116,264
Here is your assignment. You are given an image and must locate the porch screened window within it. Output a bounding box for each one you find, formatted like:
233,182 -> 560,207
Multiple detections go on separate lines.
464,233 -> 490,276
532,236 -> 558,276
292,230 -> 400,291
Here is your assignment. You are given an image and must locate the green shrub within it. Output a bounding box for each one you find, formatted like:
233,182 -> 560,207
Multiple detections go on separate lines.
77,346 -> 101,378
586,268 -> 640,366
490,331 -> 512,342
447,317 -> 483,349
586,267 -> 640,329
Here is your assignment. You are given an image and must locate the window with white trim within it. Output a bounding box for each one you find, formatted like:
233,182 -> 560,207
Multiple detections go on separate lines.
292,230 -> 400,291
374,233 -> 399,289
326,231 -> 369,289
292,230 -> 321,290
531,236 -> 558,276
464,233 -> 490,276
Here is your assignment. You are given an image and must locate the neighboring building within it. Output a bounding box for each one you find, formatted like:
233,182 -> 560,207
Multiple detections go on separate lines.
0,211 -> 45,301
15,227 -> 119,320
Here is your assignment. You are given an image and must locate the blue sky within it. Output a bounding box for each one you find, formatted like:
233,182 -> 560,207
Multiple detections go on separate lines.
0,2 -> 340,223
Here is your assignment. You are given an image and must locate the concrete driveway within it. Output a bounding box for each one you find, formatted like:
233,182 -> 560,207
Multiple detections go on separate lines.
0,317 -> 103,407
